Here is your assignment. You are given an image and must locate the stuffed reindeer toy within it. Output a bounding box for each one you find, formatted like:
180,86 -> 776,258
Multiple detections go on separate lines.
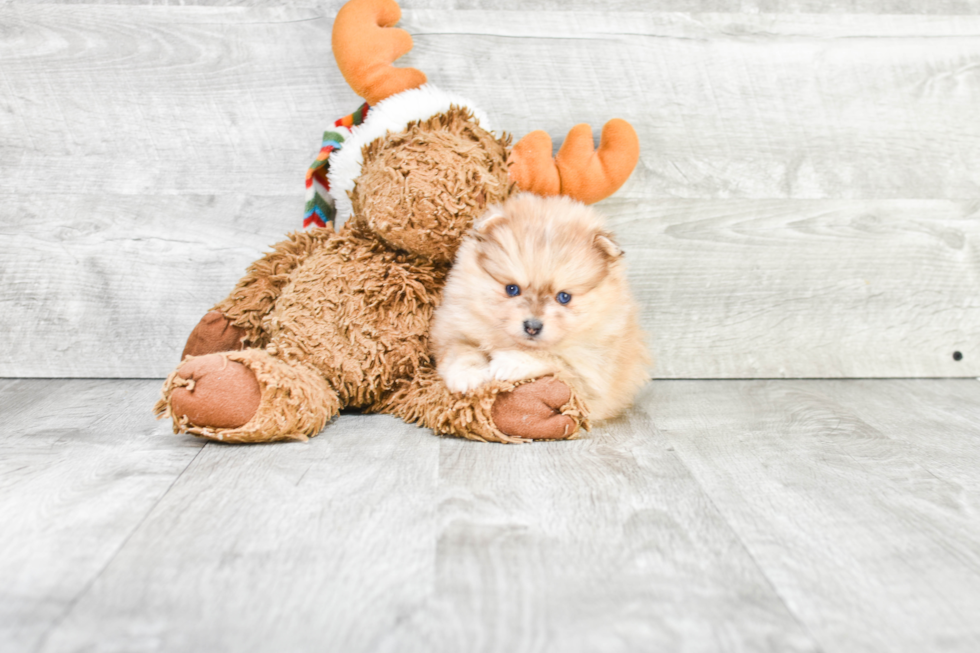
155,0 -> 640,443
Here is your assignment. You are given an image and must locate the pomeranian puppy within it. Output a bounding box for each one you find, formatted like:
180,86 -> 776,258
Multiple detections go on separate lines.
432,193 -> 650,421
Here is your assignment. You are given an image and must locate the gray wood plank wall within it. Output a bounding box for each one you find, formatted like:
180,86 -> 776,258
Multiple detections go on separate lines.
1,1 -> 978,378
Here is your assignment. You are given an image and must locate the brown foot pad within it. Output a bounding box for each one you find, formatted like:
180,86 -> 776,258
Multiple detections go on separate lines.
170,354 -> 261,429
491,376 -> 577,440
181,311 -> 246,360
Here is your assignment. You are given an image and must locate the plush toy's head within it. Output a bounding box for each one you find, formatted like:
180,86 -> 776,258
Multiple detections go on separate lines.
312,0 -> 642,263
350,106 -> 511,263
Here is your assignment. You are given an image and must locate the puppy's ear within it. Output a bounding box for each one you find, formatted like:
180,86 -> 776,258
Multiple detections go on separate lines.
594,231 -> 623,259
474,210 -> 507,238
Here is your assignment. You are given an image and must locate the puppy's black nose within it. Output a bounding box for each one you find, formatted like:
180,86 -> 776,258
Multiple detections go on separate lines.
523,318 -> 543,337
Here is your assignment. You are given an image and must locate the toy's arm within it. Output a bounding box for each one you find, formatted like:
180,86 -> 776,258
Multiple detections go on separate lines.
375,366 -> 588,443
182,226 -> 336,358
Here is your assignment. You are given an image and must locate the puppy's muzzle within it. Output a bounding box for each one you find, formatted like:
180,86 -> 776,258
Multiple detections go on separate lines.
523,318 -> 543,337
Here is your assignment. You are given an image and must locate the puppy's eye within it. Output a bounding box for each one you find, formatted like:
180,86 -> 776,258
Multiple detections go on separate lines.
505,284 -> 521,297
556,291 -> 572,305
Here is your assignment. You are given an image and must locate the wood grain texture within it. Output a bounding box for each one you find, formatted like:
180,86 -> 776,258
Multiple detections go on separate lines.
0,379 -> 202,653
812,379 -> 980,493
4,196 -> 976,378
2,5 -> 980,378
0,5 -> 347,196
381,411 -> 817,652
0,194 -> 300,377
12,1 -> 980,14
4,7 -> 980,198
6,378 -> 980,652
33,394 -> 818,653
405,11 -> 980,200
608,198 -> 980,378
644,378 -> 980,652
38,413 -> 450,653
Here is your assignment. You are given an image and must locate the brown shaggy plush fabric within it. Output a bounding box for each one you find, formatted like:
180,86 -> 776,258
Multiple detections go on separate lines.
265,227 -> 446,408
352,106 -> 512,264
214,225 -> 336,349
377,368 -> 588,444
157,108 -> 588,444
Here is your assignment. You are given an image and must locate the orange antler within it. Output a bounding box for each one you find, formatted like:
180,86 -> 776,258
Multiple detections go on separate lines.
509,119 -> 640,204
332,0 -> 427,106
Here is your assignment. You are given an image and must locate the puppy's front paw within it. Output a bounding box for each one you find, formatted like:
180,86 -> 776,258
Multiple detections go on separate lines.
489,350 -> 555,383
441,363 -> 492,394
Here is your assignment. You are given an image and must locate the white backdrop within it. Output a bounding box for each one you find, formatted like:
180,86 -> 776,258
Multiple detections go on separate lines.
1,1 -> 978,377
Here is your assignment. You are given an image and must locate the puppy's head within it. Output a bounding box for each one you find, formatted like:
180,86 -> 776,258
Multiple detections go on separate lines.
459,193 -> 624,350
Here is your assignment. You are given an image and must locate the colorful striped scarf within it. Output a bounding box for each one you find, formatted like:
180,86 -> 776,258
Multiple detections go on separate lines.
303,102 -> 370,229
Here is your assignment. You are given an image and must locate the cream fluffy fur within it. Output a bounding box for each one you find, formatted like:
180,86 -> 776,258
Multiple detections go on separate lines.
432,193 -> 650,421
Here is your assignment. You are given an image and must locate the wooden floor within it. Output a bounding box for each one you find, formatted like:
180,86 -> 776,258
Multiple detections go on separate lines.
2,378 -> 979,652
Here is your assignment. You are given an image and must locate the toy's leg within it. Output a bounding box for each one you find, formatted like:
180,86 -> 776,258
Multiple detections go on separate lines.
376,366 -> 588,443
202,226 -> 336,351
154,348 -> 339,443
